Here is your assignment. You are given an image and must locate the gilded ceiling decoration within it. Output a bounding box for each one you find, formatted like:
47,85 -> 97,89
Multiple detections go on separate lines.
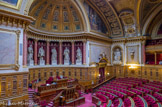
83,2 -> 108,34
87,0 -> 123,37
29,0 -> 83,33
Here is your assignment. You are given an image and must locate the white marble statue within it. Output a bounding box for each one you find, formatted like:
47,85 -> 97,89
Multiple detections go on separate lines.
64,47 -> 70,65
76,47 -> 82,65
38,46 -> 45,65
51,47 -> 57,65
27,45 -> 34,66
113,48 -> 122,64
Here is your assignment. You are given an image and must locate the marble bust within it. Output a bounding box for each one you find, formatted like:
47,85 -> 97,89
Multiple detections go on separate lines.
38,46 -> 45,65
51,47 -> 57,65
76,47 -> 82,65
64,47 -> 70,65
27,44 -> 34,66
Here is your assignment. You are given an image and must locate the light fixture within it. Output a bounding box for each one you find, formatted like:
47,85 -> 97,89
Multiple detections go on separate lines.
98,74 -> 101,77
107,73 -> 110,75
129,64 -> 137,69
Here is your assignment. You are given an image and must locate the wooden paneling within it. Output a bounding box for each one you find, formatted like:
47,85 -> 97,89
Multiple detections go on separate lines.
112,65 -> 162,82
0,72 -> 28,102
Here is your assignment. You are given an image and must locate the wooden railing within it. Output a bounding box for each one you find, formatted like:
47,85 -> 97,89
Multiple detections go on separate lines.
53,90 -> 64,107
37,79 -> 77,93
92,96 -> 101,107
65,97 -> 85,107
92,76 -> 116,92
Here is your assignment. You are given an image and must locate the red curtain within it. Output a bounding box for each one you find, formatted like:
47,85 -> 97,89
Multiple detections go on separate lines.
37,41 -> 46,64
50,42 -> 59,64
146,54 -> 155,64
157,53 -> 162,64
74,41 -> 83,64
28,39 -> 34,50
62,42 -> 72,64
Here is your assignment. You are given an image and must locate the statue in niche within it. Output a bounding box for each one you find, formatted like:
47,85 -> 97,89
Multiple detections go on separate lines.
51,47 -> 57,65
64,47 -> 70,65
113,48 -> 122,64
38,46 -> 45,65
27,44 -> 34,66
76,47 -> 82,65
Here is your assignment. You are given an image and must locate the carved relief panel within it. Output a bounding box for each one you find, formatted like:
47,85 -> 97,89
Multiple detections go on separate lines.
126,45 -> 139,64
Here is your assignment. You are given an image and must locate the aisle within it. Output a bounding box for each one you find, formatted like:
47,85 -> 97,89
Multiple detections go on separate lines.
77,93 -> 96,107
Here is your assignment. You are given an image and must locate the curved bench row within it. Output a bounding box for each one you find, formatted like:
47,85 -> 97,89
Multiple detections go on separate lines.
153,92 -> 162,102
138,95 -> 148,107
105,83 -> 128,89
101,87 -> 127,98
103,85 -> 136,97
128,97 -> 135,107
96,93 -> 109,103
103,100 -> 112,107
97,90 -> 118,100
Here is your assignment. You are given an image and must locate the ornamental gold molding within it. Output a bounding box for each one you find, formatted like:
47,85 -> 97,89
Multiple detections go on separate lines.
112,36 -> 148,43
27,28 -> 111,43
146,45 -> 162,52
0,0 -> 22,10
0,9 -> 35,28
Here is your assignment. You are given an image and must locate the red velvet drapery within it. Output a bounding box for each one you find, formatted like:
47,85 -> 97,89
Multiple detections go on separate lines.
146,54 -> 155,64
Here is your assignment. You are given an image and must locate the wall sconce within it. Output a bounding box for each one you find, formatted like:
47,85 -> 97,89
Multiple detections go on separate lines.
107,73 -> 110,75
129,64 -> 137,69
98,74 -> 101,77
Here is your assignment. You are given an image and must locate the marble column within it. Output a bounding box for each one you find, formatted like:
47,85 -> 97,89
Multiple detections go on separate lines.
46,41 -> 50,65
34,40 -> 38,65
59,42 -> 62,65
142,41 -> 146,64
83,41 -> 86,65
71,41 -> 75,65
23,30 -> 27,66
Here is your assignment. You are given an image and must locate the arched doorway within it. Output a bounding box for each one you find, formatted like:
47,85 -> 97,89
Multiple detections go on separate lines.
97,53 -> 108,83
99,67 -> 105,83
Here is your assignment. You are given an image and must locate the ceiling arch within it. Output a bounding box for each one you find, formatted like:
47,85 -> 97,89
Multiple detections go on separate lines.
86,0 -> 124,38
142,4 -> 162,35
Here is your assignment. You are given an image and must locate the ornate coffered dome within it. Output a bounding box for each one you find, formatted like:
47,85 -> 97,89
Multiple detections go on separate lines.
29,0 -> 84,33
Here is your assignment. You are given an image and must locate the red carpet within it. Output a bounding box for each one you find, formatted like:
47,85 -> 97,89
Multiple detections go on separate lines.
77,93 -> 96,107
